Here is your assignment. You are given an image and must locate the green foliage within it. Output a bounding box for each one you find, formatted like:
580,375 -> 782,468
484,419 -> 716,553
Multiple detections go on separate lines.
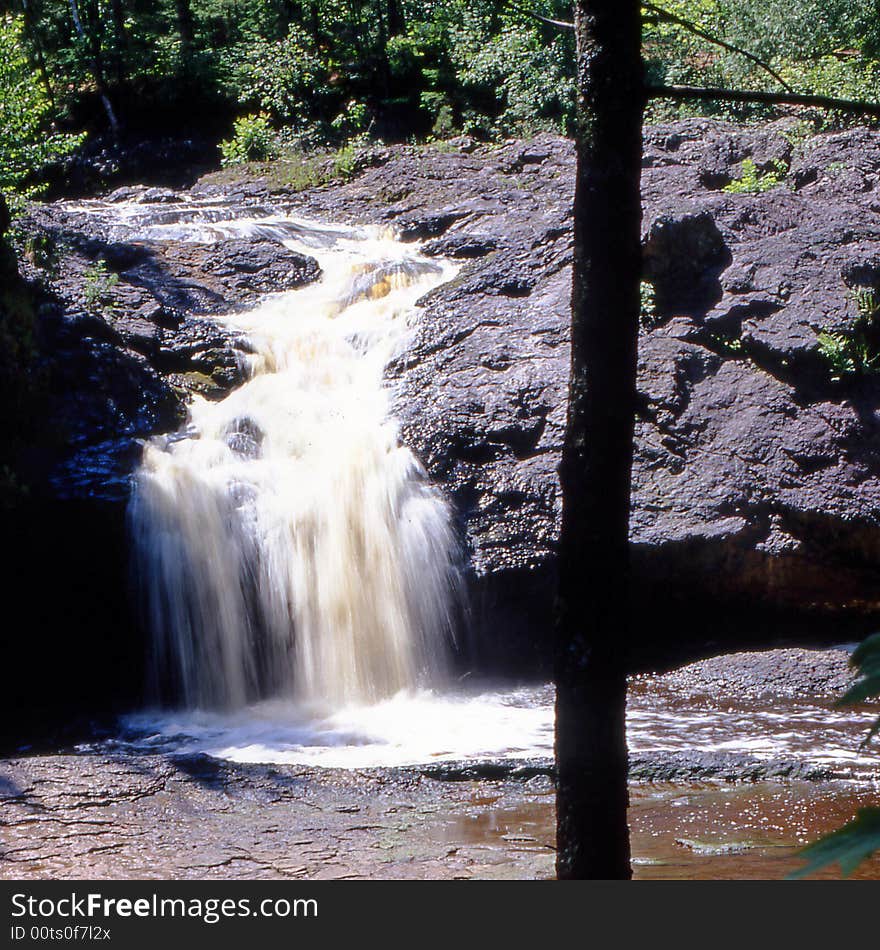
9,0 -> 880,166
639,281 -> 659,329
22,230 -> 57,274
817,288 -> 880,380
722,158 -> 786,194
83,260 -> 119,310
452,22 -> 575,138
0,15 -> 82,197
330,101 -> 370,140
645,0 -> 880,126
792,634 -> 880,877
792,809 -> 880,878
331,144 -> 359,181
220,113 -> 279,166
707,330 -> 745,356
837,632 -> 880,726
220,26 -> 328,134
779,120 -> 815,151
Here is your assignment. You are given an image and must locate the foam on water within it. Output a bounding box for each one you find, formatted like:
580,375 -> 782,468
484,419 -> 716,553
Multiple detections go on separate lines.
126,208 -> 462,710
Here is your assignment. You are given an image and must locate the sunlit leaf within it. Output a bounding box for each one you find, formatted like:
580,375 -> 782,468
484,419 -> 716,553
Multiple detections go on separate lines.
836,632 -> 880,709
790,809 -> 880,878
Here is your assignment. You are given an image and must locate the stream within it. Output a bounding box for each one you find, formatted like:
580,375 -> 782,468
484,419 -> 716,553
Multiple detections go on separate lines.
3,198 -> 878,880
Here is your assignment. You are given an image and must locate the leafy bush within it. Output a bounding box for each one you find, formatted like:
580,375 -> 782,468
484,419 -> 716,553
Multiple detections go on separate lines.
330,101 -> 370,141
723,158 -> 787,194
645,0 -> 880,126
219,113 -> 279,166
220,27 -> 329,133
331,144 -> 359,181
639,281 -> 659,329
452,23 -> 574,138
816,288 -> 880,380
0,15 -> 82,197
83,260 -> 119,310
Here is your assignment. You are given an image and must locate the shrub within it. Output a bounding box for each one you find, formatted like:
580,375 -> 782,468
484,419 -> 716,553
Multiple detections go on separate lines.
83,261 -> 119,310
816,288 -> 880,380
220,27 -> 330,133
723,158 -> 787,194
331,144 -> 359,181
219,113 -> 279,166
639,281 -> 659,329
0,15 -> 82,197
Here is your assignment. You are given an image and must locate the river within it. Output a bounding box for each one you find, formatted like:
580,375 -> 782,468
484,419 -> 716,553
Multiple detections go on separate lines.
2,197 -> 877,880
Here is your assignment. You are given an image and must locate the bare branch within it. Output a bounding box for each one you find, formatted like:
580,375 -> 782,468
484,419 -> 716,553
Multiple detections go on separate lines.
502,2 -> 574,31
648,83 -> 880,119
642,1 -> 794,93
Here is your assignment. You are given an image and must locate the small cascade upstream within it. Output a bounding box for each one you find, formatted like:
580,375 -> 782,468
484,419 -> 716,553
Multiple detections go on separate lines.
126,210 -> 462,712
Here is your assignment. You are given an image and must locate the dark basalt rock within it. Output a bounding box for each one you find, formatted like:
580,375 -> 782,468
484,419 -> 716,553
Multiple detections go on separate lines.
413,753 -> 833,785
14,120 -> 880,697
626,752 -> 834,784
258,120 -> 880,664
17,202 -> 320,503
647,647 -> 855,701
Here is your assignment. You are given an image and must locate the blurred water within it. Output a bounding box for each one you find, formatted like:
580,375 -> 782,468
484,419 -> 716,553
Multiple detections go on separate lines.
121,206 -> 462,709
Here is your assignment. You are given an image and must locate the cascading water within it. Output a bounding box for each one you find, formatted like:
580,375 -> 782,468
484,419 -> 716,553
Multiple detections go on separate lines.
104,204 -> 873,776
127,213 -> 462,712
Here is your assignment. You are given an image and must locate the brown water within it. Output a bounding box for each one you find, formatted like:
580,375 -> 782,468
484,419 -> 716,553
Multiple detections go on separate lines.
448,781 -> 880,879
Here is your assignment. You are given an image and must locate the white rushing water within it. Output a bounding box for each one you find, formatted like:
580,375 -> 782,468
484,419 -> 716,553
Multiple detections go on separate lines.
118,681 -> 880,773
128,211 -> 462,712
79,199 -> 875,774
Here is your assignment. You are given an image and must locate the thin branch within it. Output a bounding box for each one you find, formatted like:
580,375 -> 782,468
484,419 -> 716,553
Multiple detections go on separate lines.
642,1 -> 794,93
502,1 -> 574,31
648,84 -> 880,119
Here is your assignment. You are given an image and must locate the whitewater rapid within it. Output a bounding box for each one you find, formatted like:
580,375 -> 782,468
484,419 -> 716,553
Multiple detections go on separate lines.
127,211 -> 462,711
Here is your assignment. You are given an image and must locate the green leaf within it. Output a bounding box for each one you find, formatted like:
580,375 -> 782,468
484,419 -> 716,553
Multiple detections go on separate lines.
836,632 -> 880,708
790,809 -> 880,878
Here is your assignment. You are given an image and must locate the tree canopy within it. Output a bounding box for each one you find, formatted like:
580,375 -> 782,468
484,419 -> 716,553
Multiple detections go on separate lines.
3,1 -> 880,192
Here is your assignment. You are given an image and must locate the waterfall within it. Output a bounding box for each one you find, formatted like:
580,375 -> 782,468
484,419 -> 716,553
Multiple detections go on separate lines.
128,215 -> 462,711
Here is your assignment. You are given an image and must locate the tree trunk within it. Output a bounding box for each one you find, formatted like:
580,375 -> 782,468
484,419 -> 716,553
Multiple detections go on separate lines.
555,0 -> 644,880
386,0 -> 404,36
174,0 -> 195,59
68,0 -> 120,133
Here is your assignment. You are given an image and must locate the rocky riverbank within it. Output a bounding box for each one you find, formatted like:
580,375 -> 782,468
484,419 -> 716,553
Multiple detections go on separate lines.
2,646 -> 877,881
8,119 -> 880,725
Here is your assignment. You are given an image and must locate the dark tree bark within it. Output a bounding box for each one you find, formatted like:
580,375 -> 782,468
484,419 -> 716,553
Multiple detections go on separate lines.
648,83 -> 880,118
174,0 -> 196,59
386,0 -> 404,36
68,0 -> 120,133
555,0 -> 644,880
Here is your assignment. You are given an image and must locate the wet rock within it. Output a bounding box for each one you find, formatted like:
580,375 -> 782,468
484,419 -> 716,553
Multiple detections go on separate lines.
261,121 -> 880,652
628,752 -> 833,783
141,238 -> 321,303
16,119 -> 880,669
41,134 -> 218,198
224,416 -> 264,459
642,208 -> 730,311
651,647 -> 856,701
16,200 -> 320,503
